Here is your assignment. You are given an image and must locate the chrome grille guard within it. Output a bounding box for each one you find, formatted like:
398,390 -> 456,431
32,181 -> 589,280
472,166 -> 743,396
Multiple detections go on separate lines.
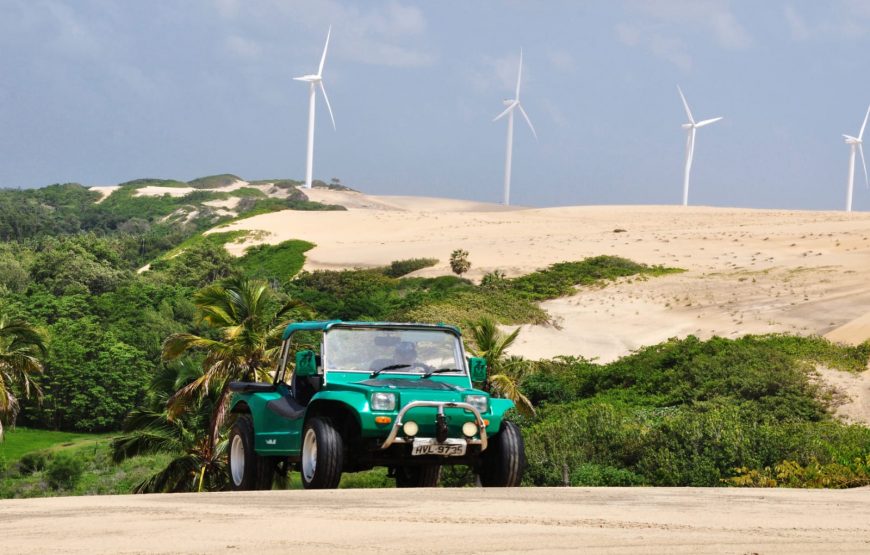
379,400 -> 488,452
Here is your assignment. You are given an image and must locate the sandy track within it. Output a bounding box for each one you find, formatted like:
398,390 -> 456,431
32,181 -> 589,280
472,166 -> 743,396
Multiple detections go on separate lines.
3,487 -> 870,554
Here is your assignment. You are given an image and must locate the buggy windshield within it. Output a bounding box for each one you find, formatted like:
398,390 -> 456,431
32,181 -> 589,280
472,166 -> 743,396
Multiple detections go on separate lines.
324,327 -> 465,374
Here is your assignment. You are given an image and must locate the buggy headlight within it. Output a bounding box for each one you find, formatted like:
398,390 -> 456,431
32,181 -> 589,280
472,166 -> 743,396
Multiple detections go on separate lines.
371,392 -> 396,411
464,395 -> 488,414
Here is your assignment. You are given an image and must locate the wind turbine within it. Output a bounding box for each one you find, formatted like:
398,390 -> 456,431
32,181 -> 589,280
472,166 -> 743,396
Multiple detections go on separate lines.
677,86 -> 722,206
843,104 -> 870,212
493,49 -> 537,206
294,26 -> 336,190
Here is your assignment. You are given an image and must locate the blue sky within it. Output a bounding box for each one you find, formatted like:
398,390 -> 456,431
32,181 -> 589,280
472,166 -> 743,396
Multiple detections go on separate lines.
2,1 -> 870,209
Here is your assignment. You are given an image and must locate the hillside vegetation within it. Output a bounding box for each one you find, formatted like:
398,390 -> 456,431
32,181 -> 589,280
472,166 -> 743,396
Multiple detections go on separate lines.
2,179 -> 870,496
521,335 -> 870,488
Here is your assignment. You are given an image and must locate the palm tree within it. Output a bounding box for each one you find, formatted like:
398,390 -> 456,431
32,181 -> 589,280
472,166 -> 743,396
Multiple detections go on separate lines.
161,277 -> 290,460
112,361 -> 228,493
0,316 -> 47,439
467,317 -> 535,417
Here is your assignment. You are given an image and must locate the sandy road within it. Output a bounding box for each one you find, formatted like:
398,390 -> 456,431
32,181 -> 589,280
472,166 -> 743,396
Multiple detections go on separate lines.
3,487 -> 870,554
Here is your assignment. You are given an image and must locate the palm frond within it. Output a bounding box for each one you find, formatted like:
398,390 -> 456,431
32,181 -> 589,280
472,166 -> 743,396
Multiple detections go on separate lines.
488,373 -> 536,417
161,333 -> 227,361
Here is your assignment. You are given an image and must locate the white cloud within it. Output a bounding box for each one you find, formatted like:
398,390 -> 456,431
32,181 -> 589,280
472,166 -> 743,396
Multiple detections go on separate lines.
784,5 -> 811,41
212,0 -> 434,67
548,49 -> 576,73
615,0 -> 751,70
629,0 -> 753,50
225,35 -> 262,60
615,22 -> 692,71
782,2 -> 870,42
468,51 -> 526,97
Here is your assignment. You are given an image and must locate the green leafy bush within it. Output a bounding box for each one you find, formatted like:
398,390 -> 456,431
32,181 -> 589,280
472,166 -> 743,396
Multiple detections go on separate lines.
383,258 -> 438,278
46,453 -> 84,490
509,255 -> 682,301
238,240 -> 315,282
520,335 -> 870,488
18,452 -> 50,475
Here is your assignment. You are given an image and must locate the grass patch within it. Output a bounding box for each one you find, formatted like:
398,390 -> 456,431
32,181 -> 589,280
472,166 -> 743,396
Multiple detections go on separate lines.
161,230 -> 252,260
508,255 -> 684,301
238,240 -> 315,282
187,174 -> 242,189
1,437 -> 173,498
383,258 -> 439,278
0,428 -> 110,463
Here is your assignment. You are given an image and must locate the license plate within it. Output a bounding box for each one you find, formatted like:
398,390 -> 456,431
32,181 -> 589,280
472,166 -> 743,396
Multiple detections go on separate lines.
411,438 -> 466,457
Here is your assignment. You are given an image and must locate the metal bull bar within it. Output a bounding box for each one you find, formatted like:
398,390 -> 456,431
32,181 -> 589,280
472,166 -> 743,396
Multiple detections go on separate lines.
380,400 -> 488,452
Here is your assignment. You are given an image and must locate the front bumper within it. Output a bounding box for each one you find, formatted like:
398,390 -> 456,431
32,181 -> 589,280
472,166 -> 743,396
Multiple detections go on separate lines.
379,400 -> 488,452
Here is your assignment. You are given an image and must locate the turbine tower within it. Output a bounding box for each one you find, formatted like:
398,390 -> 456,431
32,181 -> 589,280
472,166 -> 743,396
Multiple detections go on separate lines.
677,86 -> 722,206
843,104 -> 870,212
493,49 -> 537,206
294,26 -> 336,189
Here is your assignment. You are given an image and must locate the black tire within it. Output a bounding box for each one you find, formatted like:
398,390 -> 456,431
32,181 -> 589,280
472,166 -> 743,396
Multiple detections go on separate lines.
395,465 -> 441,488
229,415 -> 274,490
479,421 -> 526,487
300,417 -> 344,489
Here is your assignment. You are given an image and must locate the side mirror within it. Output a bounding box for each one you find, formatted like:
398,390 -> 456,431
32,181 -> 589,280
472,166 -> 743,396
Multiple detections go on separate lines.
468,357 -> 487,382
295,350 -> 318,378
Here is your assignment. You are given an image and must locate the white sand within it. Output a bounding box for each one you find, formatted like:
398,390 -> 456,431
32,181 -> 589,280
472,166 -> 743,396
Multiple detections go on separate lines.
88,186 -> 120,203
3,487 -> 870,554
134,179 -> 251,198
215,191 -> 870,362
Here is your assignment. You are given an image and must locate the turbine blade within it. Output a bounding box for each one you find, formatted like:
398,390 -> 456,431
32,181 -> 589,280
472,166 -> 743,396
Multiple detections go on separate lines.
677,85 -> 695,124
515,48 -> 523,100
318,25 -> 331,77
319,82 -> 336,130
493,101 -> 517,122
860,104 -> 870,140
861,144 -> 869,189
695,117 -> 723,128
518,103 -> 537,140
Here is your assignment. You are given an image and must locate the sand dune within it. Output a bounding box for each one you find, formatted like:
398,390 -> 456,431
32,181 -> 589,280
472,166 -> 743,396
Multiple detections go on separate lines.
216,189 -> 870,362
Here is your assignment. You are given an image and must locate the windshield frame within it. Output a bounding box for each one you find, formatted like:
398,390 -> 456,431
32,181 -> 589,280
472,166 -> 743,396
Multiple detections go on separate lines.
322,324 -> 469,378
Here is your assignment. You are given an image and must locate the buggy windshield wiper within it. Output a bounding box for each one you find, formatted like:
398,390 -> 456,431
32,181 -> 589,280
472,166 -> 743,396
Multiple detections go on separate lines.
420,368 -> 462,379
370,364 -> 410,377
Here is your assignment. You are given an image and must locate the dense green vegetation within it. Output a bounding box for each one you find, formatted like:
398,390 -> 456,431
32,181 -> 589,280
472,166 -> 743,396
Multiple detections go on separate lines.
3,179 -> 870,495
520,335 -> 870,488
238,240 -> 315,282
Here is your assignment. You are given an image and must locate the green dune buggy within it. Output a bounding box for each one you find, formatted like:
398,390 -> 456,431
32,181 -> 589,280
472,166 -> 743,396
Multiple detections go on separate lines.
227,320 -> 525,489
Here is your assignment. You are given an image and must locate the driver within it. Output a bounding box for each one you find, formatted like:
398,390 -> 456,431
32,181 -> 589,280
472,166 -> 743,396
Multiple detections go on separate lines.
393,341 -> 418,367
369,340 -> 421,373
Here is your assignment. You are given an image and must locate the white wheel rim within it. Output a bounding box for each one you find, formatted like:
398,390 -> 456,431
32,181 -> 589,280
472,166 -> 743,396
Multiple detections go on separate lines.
302,428 -> 317,482
230,434 -> 245,486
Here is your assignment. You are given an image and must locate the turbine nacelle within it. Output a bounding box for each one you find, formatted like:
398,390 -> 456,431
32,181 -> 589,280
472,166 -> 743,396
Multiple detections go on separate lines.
844,134 -> 862,145
294,74 -> 322,83
503,99 -> 515,106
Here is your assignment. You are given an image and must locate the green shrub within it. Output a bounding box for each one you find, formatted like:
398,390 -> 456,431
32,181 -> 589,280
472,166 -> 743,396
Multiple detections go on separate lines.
570,463 -> 646,486
18,452 -> 50,475
46,453 -> 84,490
186,174 -> 242,189
383,258 -> 438,278
449,249 -> 470,276
519,334 -> 870,488
509,255 -> 682,301
238,240 -> 315,282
